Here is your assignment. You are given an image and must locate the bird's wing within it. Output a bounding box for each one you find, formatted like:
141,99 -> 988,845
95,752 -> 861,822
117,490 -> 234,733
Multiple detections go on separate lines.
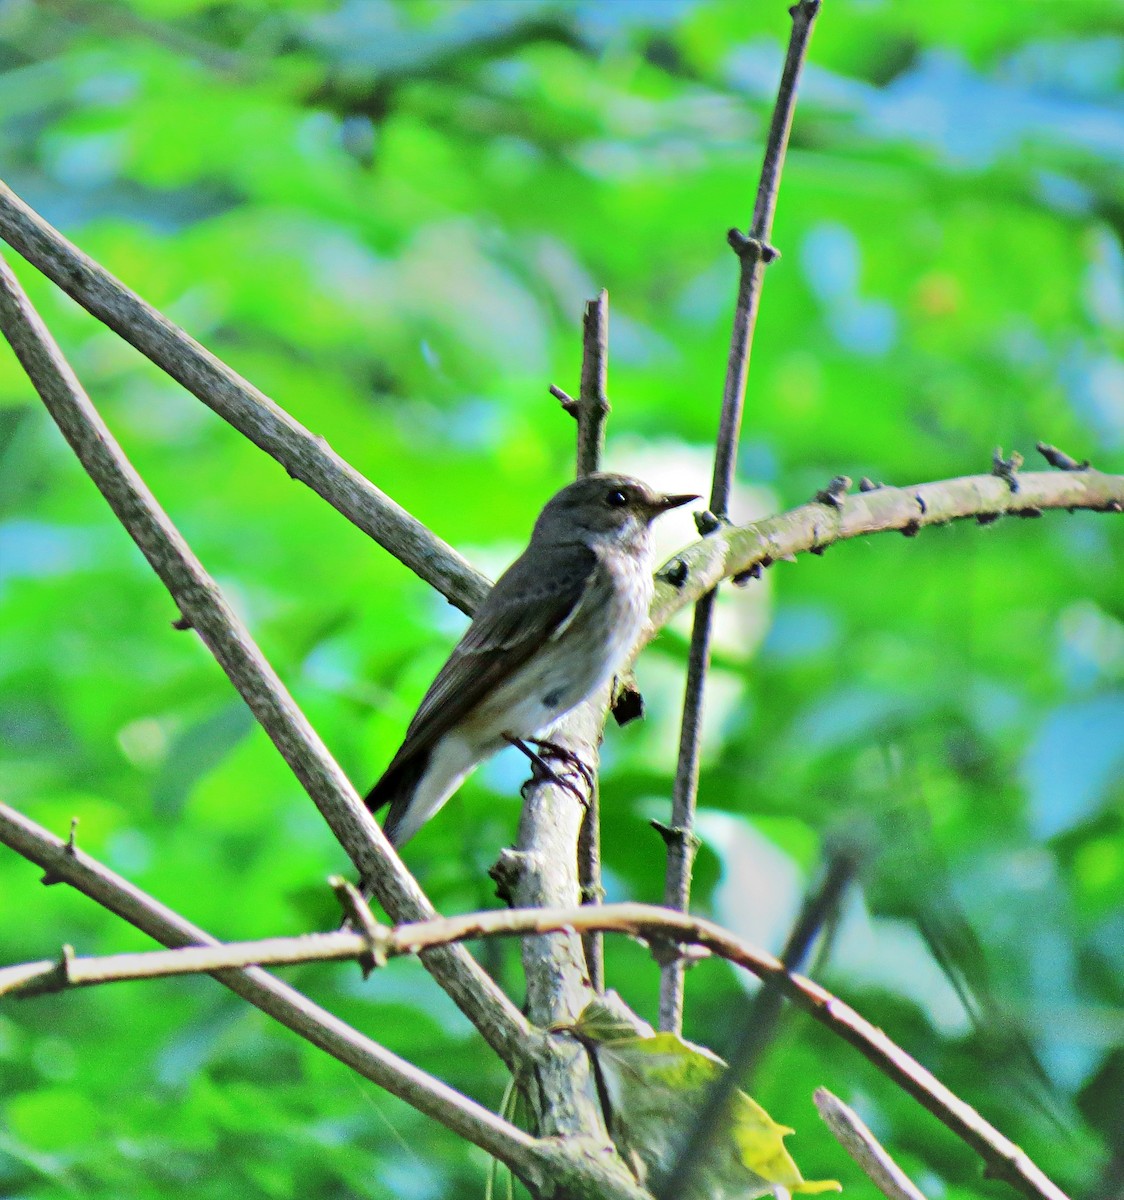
367,540 -> 598,811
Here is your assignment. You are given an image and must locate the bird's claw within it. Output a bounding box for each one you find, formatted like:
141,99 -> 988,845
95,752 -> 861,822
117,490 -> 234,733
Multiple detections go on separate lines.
506,735 -> 592,806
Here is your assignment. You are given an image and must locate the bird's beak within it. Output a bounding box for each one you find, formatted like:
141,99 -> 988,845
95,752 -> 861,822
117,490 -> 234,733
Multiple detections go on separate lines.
653,493 -> 700,513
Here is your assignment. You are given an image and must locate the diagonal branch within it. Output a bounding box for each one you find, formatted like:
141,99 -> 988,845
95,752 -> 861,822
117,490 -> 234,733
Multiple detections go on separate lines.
815,1089 -> 930,1200
0,252 -> 530,1067
660,0 -> 821,1034
0,179 -> 489,616
0,803 -> 540,1182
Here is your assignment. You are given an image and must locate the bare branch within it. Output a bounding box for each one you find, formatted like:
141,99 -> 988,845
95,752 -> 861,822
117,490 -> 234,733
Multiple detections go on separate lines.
576,289 -> 610,478
644,468 -> 1124,646
573,288 -> 611,992
0,803 -> 540,1182
0,254 -> 530,1065
0,888 -> 1072,1200
660,0 -> 821,1034
0,179 -> 489,616
814,1089 -> 930,1200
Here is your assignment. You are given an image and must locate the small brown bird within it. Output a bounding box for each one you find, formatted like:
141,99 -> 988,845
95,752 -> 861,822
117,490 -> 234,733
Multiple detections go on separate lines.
366,473 -> 697,845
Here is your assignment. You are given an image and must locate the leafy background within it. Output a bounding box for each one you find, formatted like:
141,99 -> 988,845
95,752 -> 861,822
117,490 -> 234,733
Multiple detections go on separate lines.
1,1 -> 1122,1197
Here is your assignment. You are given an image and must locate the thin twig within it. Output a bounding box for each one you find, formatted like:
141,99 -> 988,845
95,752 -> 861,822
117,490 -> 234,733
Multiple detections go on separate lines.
0,884 -> 1072,1200
660,0 -> 821,1035
740,841 -> 861,1082
0,180 -> 489,616
814,1089 -> 930,1200
0,253 -> 530,1067
656,839 -> 859,1200
575,288 -> 610,992
0,803 -> 540,1182
576,289 -> 610,478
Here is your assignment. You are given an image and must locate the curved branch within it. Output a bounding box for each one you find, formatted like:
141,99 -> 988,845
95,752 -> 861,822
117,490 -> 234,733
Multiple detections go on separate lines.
0,254 -> 530,1067
0,180 -> 489,616
0,895 -> 1070,1200
644,469 -> 1124,646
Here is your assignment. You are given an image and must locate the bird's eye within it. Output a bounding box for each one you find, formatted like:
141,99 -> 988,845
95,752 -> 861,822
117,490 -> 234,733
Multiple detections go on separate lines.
605,489 -> 628,508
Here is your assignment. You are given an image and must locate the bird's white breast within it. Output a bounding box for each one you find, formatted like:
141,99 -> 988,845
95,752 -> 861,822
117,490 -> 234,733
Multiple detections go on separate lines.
466,538 -> 654,748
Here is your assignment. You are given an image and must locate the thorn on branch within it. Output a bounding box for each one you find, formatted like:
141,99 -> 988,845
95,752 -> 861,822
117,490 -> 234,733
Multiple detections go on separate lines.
813,475 -> 851,510
650,819 -> 701,853
693,509 -> 724,536
726,228 -> 780,263
658,559 -> 690,589
901,519 -> 921,538
550,383 -> 579,418
732,560 -> 764,586
41,817 -> 79,887
1035,441 -> 1091,472
858,477 -> 884,492
611,680 -> 646,727
992,447 -> 1023,493
171,613 -> 192,630
1106,500 -> 1124,513
810,543 -> 827,556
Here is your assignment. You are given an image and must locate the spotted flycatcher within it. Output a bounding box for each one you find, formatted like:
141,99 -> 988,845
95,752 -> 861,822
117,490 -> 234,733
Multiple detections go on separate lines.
366,473 -> 697,845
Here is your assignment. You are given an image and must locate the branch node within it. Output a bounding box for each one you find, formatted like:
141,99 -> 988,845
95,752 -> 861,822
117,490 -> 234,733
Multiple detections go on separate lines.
726,228 -> 780,263
901,519 -> 921,538
1014,507 -> 1044,519
489,849 -> 531,906
976,511 -> 1001,526
41,818 -> 80,886
330,875 -> 388,976
732,560 -> 764,586
1035,441 -> 1091,472
914,492 -> 927,516
693,510 -> 724,536
58,943 -> 75,984
992,446 -> 1023,492
812,475 -> 851,510
858,477 -> 884,492
549,383 -> 579,418
790,0 -> 822,22
611,679 -> 646,727
658,558 -> 690,588
650,820 -> 701,852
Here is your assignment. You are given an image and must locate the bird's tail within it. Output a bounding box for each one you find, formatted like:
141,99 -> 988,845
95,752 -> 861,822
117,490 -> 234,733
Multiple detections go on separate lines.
365,751 -> 430,846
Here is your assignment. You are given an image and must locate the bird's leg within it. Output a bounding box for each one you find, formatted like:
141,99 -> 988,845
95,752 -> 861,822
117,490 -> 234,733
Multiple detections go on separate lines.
526,738 -> 596,794
504,735 -> 589,806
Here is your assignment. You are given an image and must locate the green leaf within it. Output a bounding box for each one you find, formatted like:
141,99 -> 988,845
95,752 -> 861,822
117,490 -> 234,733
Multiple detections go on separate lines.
576,1001 -> 840,1199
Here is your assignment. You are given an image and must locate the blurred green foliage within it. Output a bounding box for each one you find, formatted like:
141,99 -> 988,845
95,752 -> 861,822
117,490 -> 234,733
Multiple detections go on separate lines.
1,1 -> 1122,1197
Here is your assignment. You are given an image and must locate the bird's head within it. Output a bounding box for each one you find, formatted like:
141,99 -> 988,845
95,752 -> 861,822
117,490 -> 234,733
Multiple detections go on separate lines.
532,473 -> 699,549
